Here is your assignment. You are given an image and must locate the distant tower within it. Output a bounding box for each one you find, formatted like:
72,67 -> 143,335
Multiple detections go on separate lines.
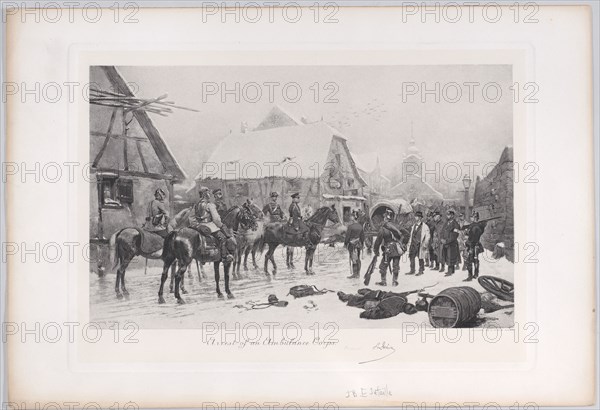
402,121 -> 423,177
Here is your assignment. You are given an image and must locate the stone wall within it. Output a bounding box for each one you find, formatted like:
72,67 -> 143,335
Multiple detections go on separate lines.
473,146 -> 515,262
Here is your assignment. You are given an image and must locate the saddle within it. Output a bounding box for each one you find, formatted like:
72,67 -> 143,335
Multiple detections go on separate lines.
188,227 -> 221,260
137,227 -> 167,254
283,221 -> 310,242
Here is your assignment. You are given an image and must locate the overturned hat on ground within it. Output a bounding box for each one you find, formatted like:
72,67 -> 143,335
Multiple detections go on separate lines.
291,192 -> 300,199
270,191 -> 279,197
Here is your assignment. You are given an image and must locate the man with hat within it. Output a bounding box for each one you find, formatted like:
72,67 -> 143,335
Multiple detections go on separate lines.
143,188 -> 170,237
463,211 -> 486,281
373,209 -> 405,286
440,208 -> 461,275
188,186 -> 233,262
212,188 -> 228,220
429,211 -> 444,270
344,210 -> 366,279
289,192 -> 302,231
406,211 -> 431,276
262,192 -> 285,222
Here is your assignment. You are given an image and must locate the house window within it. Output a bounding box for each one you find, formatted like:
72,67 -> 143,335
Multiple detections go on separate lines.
117,179 -> 134,204
99,176 -> 133,208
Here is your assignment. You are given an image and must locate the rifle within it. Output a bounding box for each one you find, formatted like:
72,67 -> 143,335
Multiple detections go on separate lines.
460,216 -> 502,230
363,254 -> 378,286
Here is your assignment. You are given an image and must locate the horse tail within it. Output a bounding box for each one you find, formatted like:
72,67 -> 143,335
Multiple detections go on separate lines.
109,229 -> 121,271
256,233 -> 265,255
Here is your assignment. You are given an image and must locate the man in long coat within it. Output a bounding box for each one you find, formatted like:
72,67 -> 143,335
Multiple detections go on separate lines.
344,210 -> 366,279
464,211 -> 487,281
406,211 -> 431,276
431,212 -> 444,271
440,209 -> 461,275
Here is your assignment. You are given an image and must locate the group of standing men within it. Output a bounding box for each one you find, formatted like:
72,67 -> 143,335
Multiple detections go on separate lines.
344,207 -> 487,285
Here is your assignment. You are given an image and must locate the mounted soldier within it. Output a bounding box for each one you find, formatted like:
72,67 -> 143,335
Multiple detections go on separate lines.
262,191 -> 285,222
213,188 -> 228,220
289,193 -> 302,231
143,188 -> 171,238
188,186 -> 234,263
373,209 -> 405,287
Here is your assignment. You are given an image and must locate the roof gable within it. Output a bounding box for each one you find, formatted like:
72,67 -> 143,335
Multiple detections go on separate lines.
90,66 -> 186,182
253,105 -> 300,131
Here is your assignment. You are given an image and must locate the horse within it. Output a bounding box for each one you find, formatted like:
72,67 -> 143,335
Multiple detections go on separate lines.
259,205 -> 340,275
158,205 -> 257,304
108,207 -> 191,299
232,202 -> 264,274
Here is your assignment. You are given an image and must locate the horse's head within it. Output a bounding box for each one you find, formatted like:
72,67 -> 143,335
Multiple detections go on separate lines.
327,204 -> 340,224
239,204 -> 258,231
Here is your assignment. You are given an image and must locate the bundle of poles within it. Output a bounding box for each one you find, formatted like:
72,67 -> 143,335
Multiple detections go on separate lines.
89,88 -> 199,117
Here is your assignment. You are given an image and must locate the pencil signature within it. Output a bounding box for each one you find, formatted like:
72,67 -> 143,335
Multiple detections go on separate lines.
358,341 -> 396,364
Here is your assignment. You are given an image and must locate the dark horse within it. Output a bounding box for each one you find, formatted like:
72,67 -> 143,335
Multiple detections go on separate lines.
158,205 -> 257,304
260,205 -> 340,275
109,208 -> 190,299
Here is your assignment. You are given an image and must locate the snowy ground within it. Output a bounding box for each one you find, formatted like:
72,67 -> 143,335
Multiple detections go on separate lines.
90,244 -> 514,328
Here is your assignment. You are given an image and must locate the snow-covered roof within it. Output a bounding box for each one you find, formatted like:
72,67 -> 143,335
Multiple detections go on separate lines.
351,152 -> 379,174
197,121 -> 348,181
253,105 -> 301,131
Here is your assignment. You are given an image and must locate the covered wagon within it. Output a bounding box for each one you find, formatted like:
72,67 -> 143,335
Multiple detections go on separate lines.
368,198 -> 414,232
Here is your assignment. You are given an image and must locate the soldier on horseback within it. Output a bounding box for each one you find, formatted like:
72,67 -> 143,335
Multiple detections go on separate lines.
189,186 -> 234,262
213,188 -> 228,220
143,188 -> 171,237
262,191 -> 285,222
289,193 -> 302,231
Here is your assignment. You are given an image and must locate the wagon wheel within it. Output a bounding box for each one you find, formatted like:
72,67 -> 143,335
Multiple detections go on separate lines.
478,275 -> 514,302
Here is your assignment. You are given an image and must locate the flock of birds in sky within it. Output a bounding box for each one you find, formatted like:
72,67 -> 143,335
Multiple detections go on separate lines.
325,97 -> 388,131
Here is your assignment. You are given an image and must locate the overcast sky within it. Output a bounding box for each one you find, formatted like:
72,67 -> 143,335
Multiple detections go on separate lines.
118,65 -> 512,183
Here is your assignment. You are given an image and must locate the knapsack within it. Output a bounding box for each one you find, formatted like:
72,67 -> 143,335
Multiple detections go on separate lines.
288,285 -> 332,299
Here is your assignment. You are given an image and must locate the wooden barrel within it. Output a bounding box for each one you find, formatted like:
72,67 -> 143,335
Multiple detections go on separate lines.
428,287 -> 482,328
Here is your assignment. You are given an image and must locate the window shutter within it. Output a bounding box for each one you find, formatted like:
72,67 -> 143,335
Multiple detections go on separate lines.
117,179 -> 134,204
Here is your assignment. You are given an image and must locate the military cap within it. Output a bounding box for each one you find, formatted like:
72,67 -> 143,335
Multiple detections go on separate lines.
291,192 -> 300,199
212,188 -> 222,195
270,191 -> 279,198
415,211 -> 423,217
